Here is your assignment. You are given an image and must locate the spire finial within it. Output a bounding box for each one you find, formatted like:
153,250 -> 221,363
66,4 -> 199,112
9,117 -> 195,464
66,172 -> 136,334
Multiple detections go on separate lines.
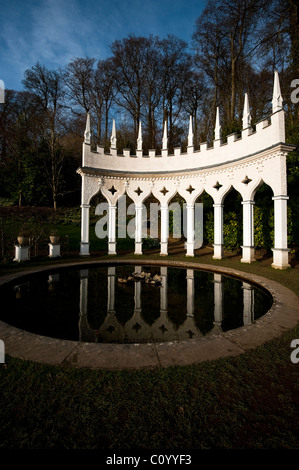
188,115 -> 194,147
110,119 -> 117,149
84,113 -> 91,144
214,107 -> 221,141
272,71 -> 283,113
242,93 -> 251,129
162,120 -> 168,150
137,120 -> 143,151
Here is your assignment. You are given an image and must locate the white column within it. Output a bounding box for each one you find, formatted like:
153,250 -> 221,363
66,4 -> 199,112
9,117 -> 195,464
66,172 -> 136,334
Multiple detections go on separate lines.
213,203 -> 223,259
242,282 -> 254,325
160,204 -> 169,256
213,273 -> 223,325
134,205 -> 143,255
186,205 -> 195,257
241,200 -> 256,263
80,204 -> 90,256
272,195 -> 290,269
108,204 -> 117,255
186,269 -> 194,316
107,267 -> 116,313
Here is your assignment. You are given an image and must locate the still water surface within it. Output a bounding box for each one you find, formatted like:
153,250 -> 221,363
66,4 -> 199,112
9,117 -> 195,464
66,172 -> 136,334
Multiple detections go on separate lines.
0,265 -> 272,343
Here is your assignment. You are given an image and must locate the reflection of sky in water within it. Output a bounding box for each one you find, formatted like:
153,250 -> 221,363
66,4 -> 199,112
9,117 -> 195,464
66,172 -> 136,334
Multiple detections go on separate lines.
1,266 -> 272,344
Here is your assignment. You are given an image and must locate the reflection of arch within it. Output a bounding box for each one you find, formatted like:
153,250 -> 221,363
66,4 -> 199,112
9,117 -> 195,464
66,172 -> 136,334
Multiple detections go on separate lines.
77,265 -> 261,343
177,316 -> 202,340
176,269 -> 202,340
123,310 -> 152,343
78,73 -> 294,269
150,311 -> 180,342
97,312 -> 125,343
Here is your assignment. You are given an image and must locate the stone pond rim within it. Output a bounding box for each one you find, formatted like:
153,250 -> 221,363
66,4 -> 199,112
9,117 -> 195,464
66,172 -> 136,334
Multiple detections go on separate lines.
0,259 -> 298,370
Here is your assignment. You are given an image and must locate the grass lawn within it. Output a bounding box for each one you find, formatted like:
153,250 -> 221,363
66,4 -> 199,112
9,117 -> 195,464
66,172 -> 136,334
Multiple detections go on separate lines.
0,234 -> 298,449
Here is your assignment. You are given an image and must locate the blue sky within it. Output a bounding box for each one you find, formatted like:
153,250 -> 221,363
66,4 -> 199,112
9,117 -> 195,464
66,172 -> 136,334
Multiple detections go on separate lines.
0,0 -> 206,91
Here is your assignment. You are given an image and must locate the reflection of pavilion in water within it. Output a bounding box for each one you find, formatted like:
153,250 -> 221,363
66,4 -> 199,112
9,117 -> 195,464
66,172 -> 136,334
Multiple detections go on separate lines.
72,266 -> 255,344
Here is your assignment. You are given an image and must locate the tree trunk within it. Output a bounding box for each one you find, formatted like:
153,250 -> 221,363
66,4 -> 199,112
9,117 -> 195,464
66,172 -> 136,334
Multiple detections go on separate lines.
230,32 -> 237,125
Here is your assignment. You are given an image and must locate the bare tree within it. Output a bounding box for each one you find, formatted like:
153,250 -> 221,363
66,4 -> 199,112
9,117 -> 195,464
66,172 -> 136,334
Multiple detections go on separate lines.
63,57 -> 96,114
192,1 -> 227,126
181,69 -> 209,146
23,63 -> 65,210
111,35 -> 152,141
94,58 -> 117,148
141,39 -> 163,150
159,35 -> 192,150
193,0 -> 288,130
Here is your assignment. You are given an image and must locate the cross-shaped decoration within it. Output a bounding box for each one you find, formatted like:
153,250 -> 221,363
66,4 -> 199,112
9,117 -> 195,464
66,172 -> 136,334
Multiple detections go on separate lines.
186,185 -> 195,194
160,186 -> 169,196
134,186 -> 143,196
187,329 -> 195,339
242,176 -> 252,185
108,185 -> 117,195
132,322 -> 142,333
213,181 -> 223,191
105,325 -> 115,334
159,324 -> 168,334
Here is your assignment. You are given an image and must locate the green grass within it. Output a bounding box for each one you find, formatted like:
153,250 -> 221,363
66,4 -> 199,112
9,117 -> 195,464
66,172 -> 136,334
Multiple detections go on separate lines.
0,225 -> 299,449
0,323 -> 298,449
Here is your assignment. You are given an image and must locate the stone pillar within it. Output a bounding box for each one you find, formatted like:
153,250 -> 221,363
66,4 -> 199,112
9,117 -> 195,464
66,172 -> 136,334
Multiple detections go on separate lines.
108,204 -> 117,255
213,203 -> 224,259
134,205 -> 143,255
186,269 -> 194,316
186,205 -> 195,257
241,200 -> 256,263
48,243 -> 61,258
107,267 -> 116,313
272,196 -> 290,269
213,273 -> 223,326
242,282 -> 254,325
160,204 -> 169,256
80,203 -> 90,256
14,244 -> 30,262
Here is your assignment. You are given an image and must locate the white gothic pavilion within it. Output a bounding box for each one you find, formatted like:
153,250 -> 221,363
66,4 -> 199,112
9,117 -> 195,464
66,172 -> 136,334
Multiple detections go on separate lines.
78,72 -> 295,269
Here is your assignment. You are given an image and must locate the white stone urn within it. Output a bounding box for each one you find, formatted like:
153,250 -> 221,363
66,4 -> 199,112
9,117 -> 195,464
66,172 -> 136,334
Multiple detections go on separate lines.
49,232 -> 60,244
17,234 -> 30,245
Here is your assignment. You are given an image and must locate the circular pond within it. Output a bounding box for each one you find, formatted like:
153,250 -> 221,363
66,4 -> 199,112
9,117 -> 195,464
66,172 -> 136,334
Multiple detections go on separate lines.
0,264 -> 272,344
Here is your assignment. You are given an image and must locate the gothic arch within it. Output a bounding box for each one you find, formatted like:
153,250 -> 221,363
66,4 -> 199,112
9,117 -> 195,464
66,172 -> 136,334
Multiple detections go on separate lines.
78,72 -> 295,269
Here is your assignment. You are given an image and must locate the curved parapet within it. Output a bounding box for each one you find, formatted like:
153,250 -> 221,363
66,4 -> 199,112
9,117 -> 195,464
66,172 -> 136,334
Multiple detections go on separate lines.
77,72 -> 295,269
81,73 -> 293,177
82,110 -> 287,175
